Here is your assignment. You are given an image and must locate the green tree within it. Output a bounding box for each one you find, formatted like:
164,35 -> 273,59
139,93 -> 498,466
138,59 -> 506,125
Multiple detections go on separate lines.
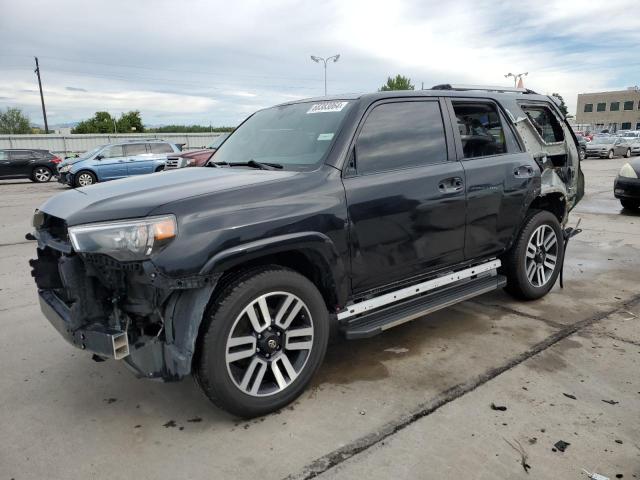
379,74 -> 415,91
116,110 -> 144,133
72,111 -> 116,134
0,107 -> 31,134
552,93 -> 568,117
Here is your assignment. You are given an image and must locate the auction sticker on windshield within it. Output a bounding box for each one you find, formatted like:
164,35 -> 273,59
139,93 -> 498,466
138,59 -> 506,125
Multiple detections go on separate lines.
307,101 -> 349,114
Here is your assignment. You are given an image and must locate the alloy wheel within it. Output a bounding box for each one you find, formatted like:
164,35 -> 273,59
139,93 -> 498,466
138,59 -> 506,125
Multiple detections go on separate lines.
225,291 -> 314,397
524,224 -> 558,288
77,173 -> 94,186
33,167 -> 51,182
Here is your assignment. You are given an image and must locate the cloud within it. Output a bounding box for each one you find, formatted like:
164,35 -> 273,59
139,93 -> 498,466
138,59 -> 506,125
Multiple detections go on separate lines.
0,0 -> 638,124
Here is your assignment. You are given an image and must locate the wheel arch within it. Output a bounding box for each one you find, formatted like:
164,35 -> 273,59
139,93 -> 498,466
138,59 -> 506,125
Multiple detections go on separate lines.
74,168 -> 98,183
200,232 -> 348,311
527,192 -> 567,224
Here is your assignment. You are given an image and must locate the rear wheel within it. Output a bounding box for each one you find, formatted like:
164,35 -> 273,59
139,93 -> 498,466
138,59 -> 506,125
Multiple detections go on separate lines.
503,210 -> 564,300
31,166 -> 52,183
74,170 -> 97,187
195,267 -> 329,418
620,199 -> 639,209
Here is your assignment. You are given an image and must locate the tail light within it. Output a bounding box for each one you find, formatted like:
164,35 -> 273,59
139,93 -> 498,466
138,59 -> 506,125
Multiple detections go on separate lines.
51,156 -> 62,164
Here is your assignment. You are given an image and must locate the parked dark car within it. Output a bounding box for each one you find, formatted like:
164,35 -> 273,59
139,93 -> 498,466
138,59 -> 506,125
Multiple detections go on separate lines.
585,136 -> 631,159
164,133 -> 230,170
29,86 -> 583,417
614,159 -> 640,209
0,149 -> 62,182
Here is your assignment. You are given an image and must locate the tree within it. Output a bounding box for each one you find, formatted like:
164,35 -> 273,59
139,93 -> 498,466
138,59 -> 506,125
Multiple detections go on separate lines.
0,107 -> 31,134
379,75 -> 415,91
116,110 -> 144,133
552,93 -> 568,117
72,111 -> 116,134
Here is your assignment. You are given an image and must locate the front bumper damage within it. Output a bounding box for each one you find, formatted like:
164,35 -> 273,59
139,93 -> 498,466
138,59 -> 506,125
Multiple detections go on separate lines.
29,214 -> 219,381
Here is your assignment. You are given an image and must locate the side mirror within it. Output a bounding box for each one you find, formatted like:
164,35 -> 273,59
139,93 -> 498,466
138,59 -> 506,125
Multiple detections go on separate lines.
95,154 -> 104,160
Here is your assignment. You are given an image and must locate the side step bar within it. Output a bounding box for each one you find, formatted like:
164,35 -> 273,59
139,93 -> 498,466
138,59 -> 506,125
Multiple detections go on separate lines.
340,274 -> 506,340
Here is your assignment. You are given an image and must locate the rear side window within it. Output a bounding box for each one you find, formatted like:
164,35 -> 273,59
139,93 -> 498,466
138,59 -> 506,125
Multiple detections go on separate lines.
149,143 -> 174,154
520,105 -> 565,143
125,144 -> 148,156
10,150 -> 33,160
451,102 -> 510,158
101,145 -> 124,158
355,101 -> 447,175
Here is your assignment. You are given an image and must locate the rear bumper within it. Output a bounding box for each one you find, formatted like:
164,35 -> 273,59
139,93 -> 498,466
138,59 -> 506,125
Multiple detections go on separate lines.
614,176 -> 640,199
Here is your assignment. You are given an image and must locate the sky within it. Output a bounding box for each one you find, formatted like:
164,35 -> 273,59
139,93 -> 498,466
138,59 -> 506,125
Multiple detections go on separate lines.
1,0 -> 639,127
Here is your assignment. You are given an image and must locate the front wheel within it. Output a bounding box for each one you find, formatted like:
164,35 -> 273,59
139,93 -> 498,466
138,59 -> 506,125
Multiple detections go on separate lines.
503,210 -> 564,300
579,149 -> 586,161
625,149 -> 632,158
608,150 -> 614,159
74,170 -> 97,187
195,267 -> 329,417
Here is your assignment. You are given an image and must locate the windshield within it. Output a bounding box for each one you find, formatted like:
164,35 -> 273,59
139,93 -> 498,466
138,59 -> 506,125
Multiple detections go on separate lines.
76,145 -> 103,160
591,137 -> 613,144
212,100 -> 352,169
207,133 -> 230,149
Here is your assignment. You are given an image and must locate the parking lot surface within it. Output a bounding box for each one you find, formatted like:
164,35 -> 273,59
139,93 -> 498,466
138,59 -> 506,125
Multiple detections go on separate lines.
1,159 -> 639,480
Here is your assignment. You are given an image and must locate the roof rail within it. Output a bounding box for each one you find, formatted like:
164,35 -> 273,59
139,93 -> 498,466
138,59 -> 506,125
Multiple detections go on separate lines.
431,84 -> 539,95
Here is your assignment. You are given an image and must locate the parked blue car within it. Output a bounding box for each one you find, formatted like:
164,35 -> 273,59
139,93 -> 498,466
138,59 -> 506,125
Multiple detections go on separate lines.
57,140 -> 181,187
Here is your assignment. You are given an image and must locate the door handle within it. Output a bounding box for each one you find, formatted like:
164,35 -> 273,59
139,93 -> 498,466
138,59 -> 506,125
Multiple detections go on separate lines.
128,159 -> 136,162
438,177 -> 464,193
118,159 -> 126,163
514,165 -> 534,178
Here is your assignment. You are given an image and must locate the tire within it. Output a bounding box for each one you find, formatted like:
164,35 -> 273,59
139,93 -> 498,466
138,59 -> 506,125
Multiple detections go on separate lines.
608,150 -> 614,159
503,210 -> 564,300
620,199 -> 639,210
625,148 -> 631,158
155,165 -> 164,172
579,149 -> 586,161
31,166 -> 52,183
74,170 -> 97,187
195,266 -> 329,417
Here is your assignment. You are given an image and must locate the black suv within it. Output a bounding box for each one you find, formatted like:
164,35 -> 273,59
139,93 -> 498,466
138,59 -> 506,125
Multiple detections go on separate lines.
0,149 -> 62,182
29,86 -> 584,417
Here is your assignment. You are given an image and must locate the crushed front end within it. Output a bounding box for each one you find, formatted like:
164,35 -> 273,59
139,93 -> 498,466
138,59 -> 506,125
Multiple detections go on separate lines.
29,211 -> 218,381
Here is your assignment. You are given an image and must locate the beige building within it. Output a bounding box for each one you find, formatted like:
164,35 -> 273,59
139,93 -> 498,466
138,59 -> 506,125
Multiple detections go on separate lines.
575,87 -> 640,133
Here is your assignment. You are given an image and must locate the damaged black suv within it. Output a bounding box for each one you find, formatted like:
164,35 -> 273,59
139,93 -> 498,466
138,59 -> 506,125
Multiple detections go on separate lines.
29,86 -> 584,417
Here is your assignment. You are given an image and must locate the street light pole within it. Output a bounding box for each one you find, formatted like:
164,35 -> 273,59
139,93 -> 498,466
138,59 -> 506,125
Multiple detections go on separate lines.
310,54 -> 340,96
34,57 -> 49,134
504,72 -> 528,88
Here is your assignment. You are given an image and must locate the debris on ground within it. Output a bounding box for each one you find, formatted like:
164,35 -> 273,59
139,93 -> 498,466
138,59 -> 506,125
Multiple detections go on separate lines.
504,438 -> 530,473
553,440 -> 570,452
187,417 -> 203,423
563,393 -> 577,400
582,470 -> 610,480
528,437 -> 537,445
163,420 -> 177,428
103,398 -> 117,404
615,439 -> 623,444
490,403 -> 507,411
602,399 -> 619,405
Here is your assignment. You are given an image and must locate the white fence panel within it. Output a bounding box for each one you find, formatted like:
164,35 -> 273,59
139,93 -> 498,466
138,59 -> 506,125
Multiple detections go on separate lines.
0,133 -> 226,155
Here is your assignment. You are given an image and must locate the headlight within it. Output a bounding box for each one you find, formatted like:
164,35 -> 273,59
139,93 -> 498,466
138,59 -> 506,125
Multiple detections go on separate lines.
185,158 -> 194,166
619,163 -> 638,179
68,215 -> 177,261
58,164 -> 71,173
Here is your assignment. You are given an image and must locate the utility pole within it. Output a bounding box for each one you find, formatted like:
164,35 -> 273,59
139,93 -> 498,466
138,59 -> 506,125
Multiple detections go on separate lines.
34,57 -> 49,134
310,54 -> 340,96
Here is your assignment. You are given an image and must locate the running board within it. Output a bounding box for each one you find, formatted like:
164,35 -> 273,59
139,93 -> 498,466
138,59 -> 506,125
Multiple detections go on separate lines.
340,274 -> 506,339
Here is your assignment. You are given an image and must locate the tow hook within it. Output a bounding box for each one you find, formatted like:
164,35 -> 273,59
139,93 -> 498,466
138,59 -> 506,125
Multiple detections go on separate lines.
559,218 -> 582,288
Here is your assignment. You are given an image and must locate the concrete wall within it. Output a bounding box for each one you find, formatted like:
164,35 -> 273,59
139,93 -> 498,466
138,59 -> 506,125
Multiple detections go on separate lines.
0,133 -> 226,156
576,89 -> 640,132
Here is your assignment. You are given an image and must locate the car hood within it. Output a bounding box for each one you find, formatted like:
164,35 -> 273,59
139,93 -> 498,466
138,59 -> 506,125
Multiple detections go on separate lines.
38,167 -> 299,226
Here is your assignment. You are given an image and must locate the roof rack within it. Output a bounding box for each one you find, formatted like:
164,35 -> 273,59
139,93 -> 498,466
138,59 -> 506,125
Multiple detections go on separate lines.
431,84 -> 539,95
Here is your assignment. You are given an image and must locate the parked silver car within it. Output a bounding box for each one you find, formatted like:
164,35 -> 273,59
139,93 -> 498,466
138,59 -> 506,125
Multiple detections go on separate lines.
585,136 -> 631,159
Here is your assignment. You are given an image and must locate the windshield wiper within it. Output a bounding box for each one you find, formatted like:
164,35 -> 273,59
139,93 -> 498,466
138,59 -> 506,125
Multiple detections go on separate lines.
229,159 -> 284,170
